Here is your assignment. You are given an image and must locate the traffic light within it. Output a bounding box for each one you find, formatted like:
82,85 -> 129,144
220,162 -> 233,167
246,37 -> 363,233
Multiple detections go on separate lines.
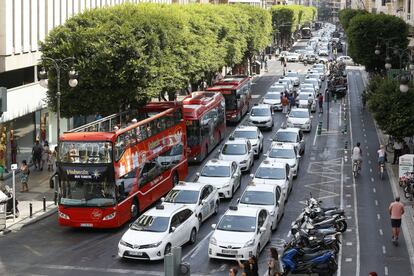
0,87 -> 7,117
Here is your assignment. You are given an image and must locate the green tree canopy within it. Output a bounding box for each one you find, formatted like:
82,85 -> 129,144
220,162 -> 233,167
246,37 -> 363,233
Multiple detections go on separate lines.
346,13 -> 408,72
40,3 -> 271,117
338,8 -> 367,31
367,76 -> 414,140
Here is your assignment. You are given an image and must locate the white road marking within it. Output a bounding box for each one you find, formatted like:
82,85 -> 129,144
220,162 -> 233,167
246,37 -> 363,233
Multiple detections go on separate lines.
366,146 -> 368,149
382,245 -> 386,254
377,214 -> 381,220
347,216 -> 352,219
313,126 -> 318,146
23,245 -> 42,257
379,229 -> 383,236
251,95 -> 261,99
183,231 -> 213,260
363,128 -> 365,132
345,258 -> 353,262
373,187 -> 376,193
346,204 -> 352,208
364,133 -> 366,137
371,177 -> 374,182
375,200 -> 378,206
367,152 -> 370,156
346,194 -> 351,197
385,266 -> 389,275
347,229 -> 352,232
346,242 -> 353,246
370,168 -> 372,172
368,160 -> 371,164
31,264 -> 163,275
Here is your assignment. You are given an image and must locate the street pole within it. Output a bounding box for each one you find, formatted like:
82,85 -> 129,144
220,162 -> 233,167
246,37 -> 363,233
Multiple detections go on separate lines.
11,164 -> 17,222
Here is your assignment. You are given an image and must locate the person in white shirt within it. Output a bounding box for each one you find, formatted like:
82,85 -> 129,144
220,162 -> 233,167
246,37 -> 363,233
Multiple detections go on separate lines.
352,142 -> 363,171
377,144 -> 386,169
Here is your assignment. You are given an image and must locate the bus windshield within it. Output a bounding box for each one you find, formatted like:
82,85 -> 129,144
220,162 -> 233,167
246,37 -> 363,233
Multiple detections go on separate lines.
187,121 -> 201,147
60,180 -> 116,207
59,142 -> 112,164
223,92 -> 237,110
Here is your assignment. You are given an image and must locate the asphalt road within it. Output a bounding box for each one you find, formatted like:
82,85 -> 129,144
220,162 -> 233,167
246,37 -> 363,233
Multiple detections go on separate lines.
0,40 -> 411,276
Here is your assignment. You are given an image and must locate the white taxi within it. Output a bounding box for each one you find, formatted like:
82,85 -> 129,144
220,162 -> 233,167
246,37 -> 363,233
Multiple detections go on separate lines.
233,125 -> 264,157
238,183 -> 285,231
296,92 -> 316,112
118,204 -> 199,260
162,182 -> 219,223
248,104 -> 274,130
286,108 -> 313,132
209,206 -> 272,260
251,160 -> 293,198
263,91 -> 283,111
265,142 -> 300,177
285,71 -> 300,86
272,127 -> 305,155
196,159 -> 241,199
218,137 -> 254,172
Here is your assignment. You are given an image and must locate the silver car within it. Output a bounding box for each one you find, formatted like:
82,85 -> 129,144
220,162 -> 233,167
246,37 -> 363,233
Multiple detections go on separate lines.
248,104 -> 274,130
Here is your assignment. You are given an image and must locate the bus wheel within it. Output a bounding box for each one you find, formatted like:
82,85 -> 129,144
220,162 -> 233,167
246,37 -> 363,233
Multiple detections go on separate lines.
172,172 -> 179,186
131,199 -> 139,221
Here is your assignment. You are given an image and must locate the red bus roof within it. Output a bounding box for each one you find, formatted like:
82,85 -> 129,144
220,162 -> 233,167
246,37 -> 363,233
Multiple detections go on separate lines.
207,75 -> 250,91
182,91 -> 223,120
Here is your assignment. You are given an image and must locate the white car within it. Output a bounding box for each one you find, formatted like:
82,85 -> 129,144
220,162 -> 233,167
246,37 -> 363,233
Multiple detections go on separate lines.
296,92 -> 316,112
299,83 -> 317,94
219,137 -> 254,172
336,56 -> 353,65
318,48 -> 329,56
312,63 -> 326,73
209,206 -> 272,260
277,78 -> 294,93
266,142 -> 300,177
285,52 -> 300,62
263,92 -> 283,111
308,68 -> 326,80
233,125 -> 264,157
267,85 -> 287,94
251,160 -> 293,198
304,77 -> 320,90
285,71 -> 300,86
162,182 -> 219,223
306,72 -> 323,84
238,183 -> 285,231
272,127 -> 305,155
118,204 -> 199,260
248,104 -> 274,130
196,159 -> 241,199
286,108 -> 313,132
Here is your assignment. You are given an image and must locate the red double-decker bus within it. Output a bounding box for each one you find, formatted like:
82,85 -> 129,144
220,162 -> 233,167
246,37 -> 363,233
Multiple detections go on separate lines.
207,75 -> 252,123
56,102 -> 187,228
183,91 -> 226,163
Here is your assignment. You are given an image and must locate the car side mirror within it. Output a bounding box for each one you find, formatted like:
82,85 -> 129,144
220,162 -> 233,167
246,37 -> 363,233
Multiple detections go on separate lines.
237,198 -> 240,203
276,201 -> 280,207
201,199 -> 207,205
218,149 -> 221,153
264,153 -> 268,157
310,115 -> 313,119
297,155 -> 302,159
250,174 -> 254,179
285,114 -> 289,118
268,138 -> 273,142
161,197 -> 165,202
260,227 -> 267,233
211,224 -> 217,229
196,172 -> 200,177
170,226 -> 176,233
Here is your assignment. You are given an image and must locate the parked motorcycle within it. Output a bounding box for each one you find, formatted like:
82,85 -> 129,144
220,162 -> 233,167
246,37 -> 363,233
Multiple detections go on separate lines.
3,185 -> 19,217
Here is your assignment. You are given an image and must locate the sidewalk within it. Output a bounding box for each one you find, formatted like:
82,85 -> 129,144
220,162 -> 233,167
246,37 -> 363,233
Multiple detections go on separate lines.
1,167 -> 57,234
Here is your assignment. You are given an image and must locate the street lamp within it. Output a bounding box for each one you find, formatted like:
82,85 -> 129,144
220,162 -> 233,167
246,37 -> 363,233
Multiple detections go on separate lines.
385,56 -> 392,70
399,75 -> 410,93
375,44 -> 381,55
38,57 -> 78,149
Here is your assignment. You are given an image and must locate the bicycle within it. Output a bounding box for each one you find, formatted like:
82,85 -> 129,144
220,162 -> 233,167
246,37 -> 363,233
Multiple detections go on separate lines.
379,161 -> 385,180
353,160 -> 361,177
385,135 -> 395,153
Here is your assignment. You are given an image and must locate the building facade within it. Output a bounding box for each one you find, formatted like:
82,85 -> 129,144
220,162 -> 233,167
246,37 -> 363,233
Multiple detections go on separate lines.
0,0 -> 202,171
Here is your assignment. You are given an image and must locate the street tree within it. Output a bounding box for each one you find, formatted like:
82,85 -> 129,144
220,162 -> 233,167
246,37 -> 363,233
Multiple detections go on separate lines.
346,13 -> 408,72
338,8 -> 367,31
367,76 -> 414,140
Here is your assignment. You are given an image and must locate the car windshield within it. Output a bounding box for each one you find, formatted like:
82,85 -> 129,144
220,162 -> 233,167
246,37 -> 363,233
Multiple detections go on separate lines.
164,189 -> 199,204
130,215 -> 169,232
275,132 -> 297,142
268,87 -> 285,93
251,108 -> 271,117
286,72 -> 298,78
308,75 -> 319,79
289,110 -> 309,118
269,148 -> 296,159
217,215 -> 256,232
234,130 -> 258,140
265,93 -> 281,99
201,165 -> 230,177
222,144 -> 247,155
298,94 -> 313,100
240,191 -> 274,205
255,167 -> 285,180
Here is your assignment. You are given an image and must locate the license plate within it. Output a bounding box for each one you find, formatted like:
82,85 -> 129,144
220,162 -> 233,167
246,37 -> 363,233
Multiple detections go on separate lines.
129,251 -> 143,256
222,249 -> 237,254
80,223 -> 93,227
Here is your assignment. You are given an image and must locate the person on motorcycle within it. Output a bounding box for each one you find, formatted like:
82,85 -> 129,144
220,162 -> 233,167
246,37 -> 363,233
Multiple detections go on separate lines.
352,142 -> 363,171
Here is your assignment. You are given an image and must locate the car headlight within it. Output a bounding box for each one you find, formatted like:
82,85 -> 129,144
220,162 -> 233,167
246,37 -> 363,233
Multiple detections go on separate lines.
210,237 -> 217,246
244,239 -> 255,248
139,241 -> 162,249
240,160 -> 247,164
119,240 -> 132,248
58,211 -> 70,220
102,212 -> 116,221
305,120 -> 311,125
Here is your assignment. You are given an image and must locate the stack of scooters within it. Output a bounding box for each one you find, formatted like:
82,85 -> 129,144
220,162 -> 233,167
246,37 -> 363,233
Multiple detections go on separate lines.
281,195 -> 347,276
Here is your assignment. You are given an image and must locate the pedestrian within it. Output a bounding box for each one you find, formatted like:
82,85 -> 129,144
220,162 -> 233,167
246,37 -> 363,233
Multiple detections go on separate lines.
368,272 -> 378,276
20,160 -> 29,192
307,93 -> 314,113
11,139 -> 18,164
229,267 -> 238,276
268,247 -> 282,276
32,139 -> 43,170
280,56 -> 285,66
392,139 -> 403,164
288,94 -> 296,111
281,95 -> 289,114
318,93 -> 324,113
41,140 -> 51,171
48,146 -> 57,172
237,256 -> 259,276
389,196 -> 404,243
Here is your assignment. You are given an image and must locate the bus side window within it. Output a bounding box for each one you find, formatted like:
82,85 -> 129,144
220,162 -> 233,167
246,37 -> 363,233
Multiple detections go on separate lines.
139,161 -> 162,186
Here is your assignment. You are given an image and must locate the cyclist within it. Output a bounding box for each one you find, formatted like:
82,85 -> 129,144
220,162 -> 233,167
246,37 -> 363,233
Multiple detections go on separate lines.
361,90 -> 367,108
352,142 -> 363,172
377,144 -> 386,169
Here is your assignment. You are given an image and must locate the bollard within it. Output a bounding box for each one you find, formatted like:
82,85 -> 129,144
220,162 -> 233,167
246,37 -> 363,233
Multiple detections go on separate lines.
29,203 -> 33,218
317,121 -> 323,135
43,196 -> 46,211
164,253 -> 174,276
334,94 -> 337,103
344,141 -> 348,149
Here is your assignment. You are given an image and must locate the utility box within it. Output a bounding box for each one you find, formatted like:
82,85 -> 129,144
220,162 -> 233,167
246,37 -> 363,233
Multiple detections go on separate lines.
399,154 -> 414,178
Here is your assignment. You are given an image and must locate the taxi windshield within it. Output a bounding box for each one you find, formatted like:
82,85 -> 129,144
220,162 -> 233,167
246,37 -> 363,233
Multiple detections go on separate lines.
217,215 -> 256,232
255,167 -> 285,180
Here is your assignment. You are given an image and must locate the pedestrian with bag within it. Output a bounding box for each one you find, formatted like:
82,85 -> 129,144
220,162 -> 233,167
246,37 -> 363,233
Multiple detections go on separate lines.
281,94 -> 289,114
389,196 -> 404,244
32,139 -> 43,170
20,160 -> 29,192
318,93 -> 324,113
268,247 -> 282,276
41,140 -> 51,171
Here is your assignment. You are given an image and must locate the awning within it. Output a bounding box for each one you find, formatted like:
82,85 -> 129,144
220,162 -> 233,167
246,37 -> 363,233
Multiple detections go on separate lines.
0,83 -> 48,123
